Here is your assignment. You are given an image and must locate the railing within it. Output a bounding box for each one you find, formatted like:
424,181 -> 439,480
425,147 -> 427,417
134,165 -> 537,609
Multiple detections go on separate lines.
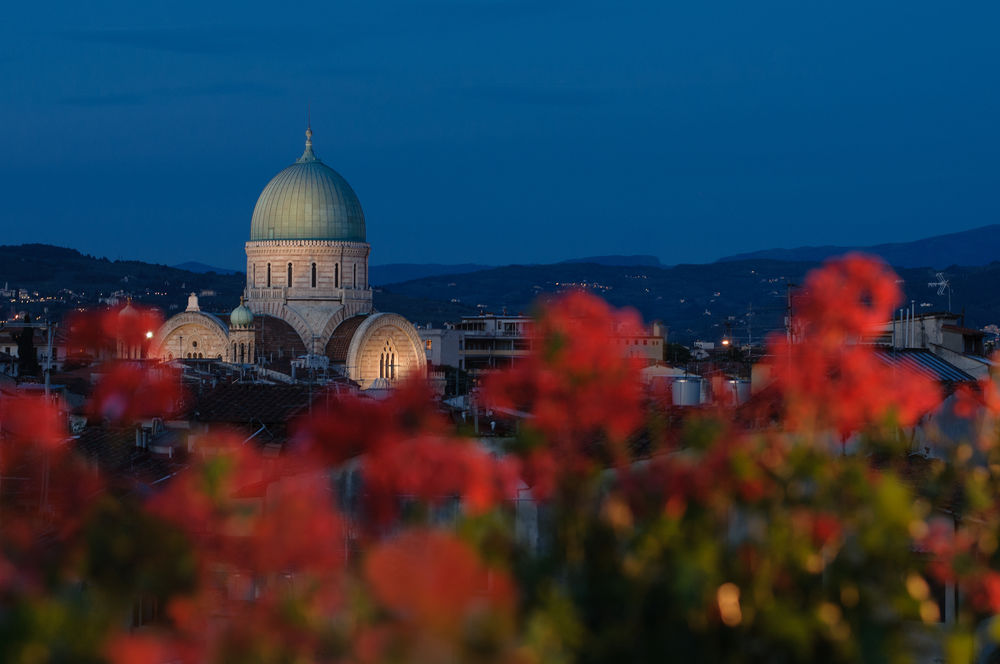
247,287 -> 287,302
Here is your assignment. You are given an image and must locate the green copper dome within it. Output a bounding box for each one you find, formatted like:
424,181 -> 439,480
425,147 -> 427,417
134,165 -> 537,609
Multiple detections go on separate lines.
249,128 -> 366,242
230,297 -> 254,328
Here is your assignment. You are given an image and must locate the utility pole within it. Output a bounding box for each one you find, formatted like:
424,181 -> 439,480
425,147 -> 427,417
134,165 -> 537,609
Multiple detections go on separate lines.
785,282 -> 795,344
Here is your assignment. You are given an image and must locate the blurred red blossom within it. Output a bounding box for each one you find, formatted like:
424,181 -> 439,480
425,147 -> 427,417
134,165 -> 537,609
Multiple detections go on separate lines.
143,441 -> 348,662
295,381 -> 518,524
793,253 -> 901,343
0,393 -> 66,451
363,435 -> 521,522
293,380 -> 450,464
954,373 -> 1000,419
105,633 -> 178,664
0,394 -> 103,593
363,529 -> 515,639
65,303 -> 163,356
483,291 -> 645,497
88,361 -> 183,422
766,255 -> 940,436
970,572 -> 1000,614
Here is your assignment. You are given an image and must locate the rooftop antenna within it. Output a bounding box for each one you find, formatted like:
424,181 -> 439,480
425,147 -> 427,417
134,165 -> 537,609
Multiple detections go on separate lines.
927,272 -> 952,311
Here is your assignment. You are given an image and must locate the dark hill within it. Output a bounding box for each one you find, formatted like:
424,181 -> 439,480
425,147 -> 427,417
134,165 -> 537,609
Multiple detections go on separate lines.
382,260 -> 1000,343
0,244 -> 245,317
718,224 -> 1000,269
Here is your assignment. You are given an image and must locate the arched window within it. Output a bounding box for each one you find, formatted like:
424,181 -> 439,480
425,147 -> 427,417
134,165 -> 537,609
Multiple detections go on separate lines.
353,264 -> 357,289
252,263 -> 256,286
379,354 -> 385,379
311,262 -> 317,288
335,263 -> 339,288
240,343 -> 245,363
266,263 -> 271,288
391,353 -> 396,380
232,343 -> 236,360
287,263 -> 293,287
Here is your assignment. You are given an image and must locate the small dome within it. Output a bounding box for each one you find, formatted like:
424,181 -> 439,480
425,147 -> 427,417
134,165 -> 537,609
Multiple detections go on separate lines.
230,298 -> 254,328
249,127 -> 366,242
119,301 -> 137,318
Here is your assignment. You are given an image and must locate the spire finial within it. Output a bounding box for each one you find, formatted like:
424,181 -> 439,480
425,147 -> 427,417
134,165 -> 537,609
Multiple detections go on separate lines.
298,115 -> 318,163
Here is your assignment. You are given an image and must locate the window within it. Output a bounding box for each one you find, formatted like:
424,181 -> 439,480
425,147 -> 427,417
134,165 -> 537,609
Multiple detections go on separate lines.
311,263 -> 317,288
353,264 -> 357,288
425,340 -> 432,350
267,263 -> 271,287
253,264 -> 256,286
380,340 -> 398,380
335,263 -> 339,288
192,340 -> 198,348
287,263 -> 293,287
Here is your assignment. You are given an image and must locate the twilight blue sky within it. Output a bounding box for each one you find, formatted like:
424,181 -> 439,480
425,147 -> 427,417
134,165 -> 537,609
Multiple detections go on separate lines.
2,1 -> 998,270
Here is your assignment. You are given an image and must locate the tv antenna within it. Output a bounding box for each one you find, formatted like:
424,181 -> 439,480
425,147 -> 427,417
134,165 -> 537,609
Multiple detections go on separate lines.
927,272 -> 952,311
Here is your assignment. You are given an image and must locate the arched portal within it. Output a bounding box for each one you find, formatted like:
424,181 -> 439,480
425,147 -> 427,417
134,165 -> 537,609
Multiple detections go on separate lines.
325,313 -> 426,388
257,314 -> 308,375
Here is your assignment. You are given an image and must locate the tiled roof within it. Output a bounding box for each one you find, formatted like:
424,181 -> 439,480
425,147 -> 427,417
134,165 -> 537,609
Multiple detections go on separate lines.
185,383 -> 315,425
325,315 -> 369,363
873,348 -> 975,384
74,427 -> 180,485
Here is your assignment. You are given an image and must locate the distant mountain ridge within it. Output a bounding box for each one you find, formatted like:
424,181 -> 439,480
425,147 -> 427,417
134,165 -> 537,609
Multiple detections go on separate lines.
172,261 -> 241,275
369,256 -> 663,285
379,259 -> 1000,343
718,224 -> 1000,268
560,255 -> 663,267
369,263 -> 492,286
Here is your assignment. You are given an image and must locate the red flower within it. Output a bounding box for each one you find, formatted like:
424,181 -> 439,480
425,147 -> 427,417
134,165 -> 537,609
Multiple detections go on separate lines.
65,304 -> 163,356
766,256 -> 940,436
89,361 -> 183,422
293,379 -> 449,465
483,292 -> 646,497
971,572 -> 1000,613
364,529 -> 514,634
105,634 -> 177,664
0,393 -> 66,451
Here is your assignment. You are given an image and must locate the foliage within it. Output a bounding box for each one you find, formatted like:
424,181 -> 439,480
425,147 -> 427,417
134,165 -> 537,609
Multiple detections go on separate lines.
1,256 -> 1000,663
